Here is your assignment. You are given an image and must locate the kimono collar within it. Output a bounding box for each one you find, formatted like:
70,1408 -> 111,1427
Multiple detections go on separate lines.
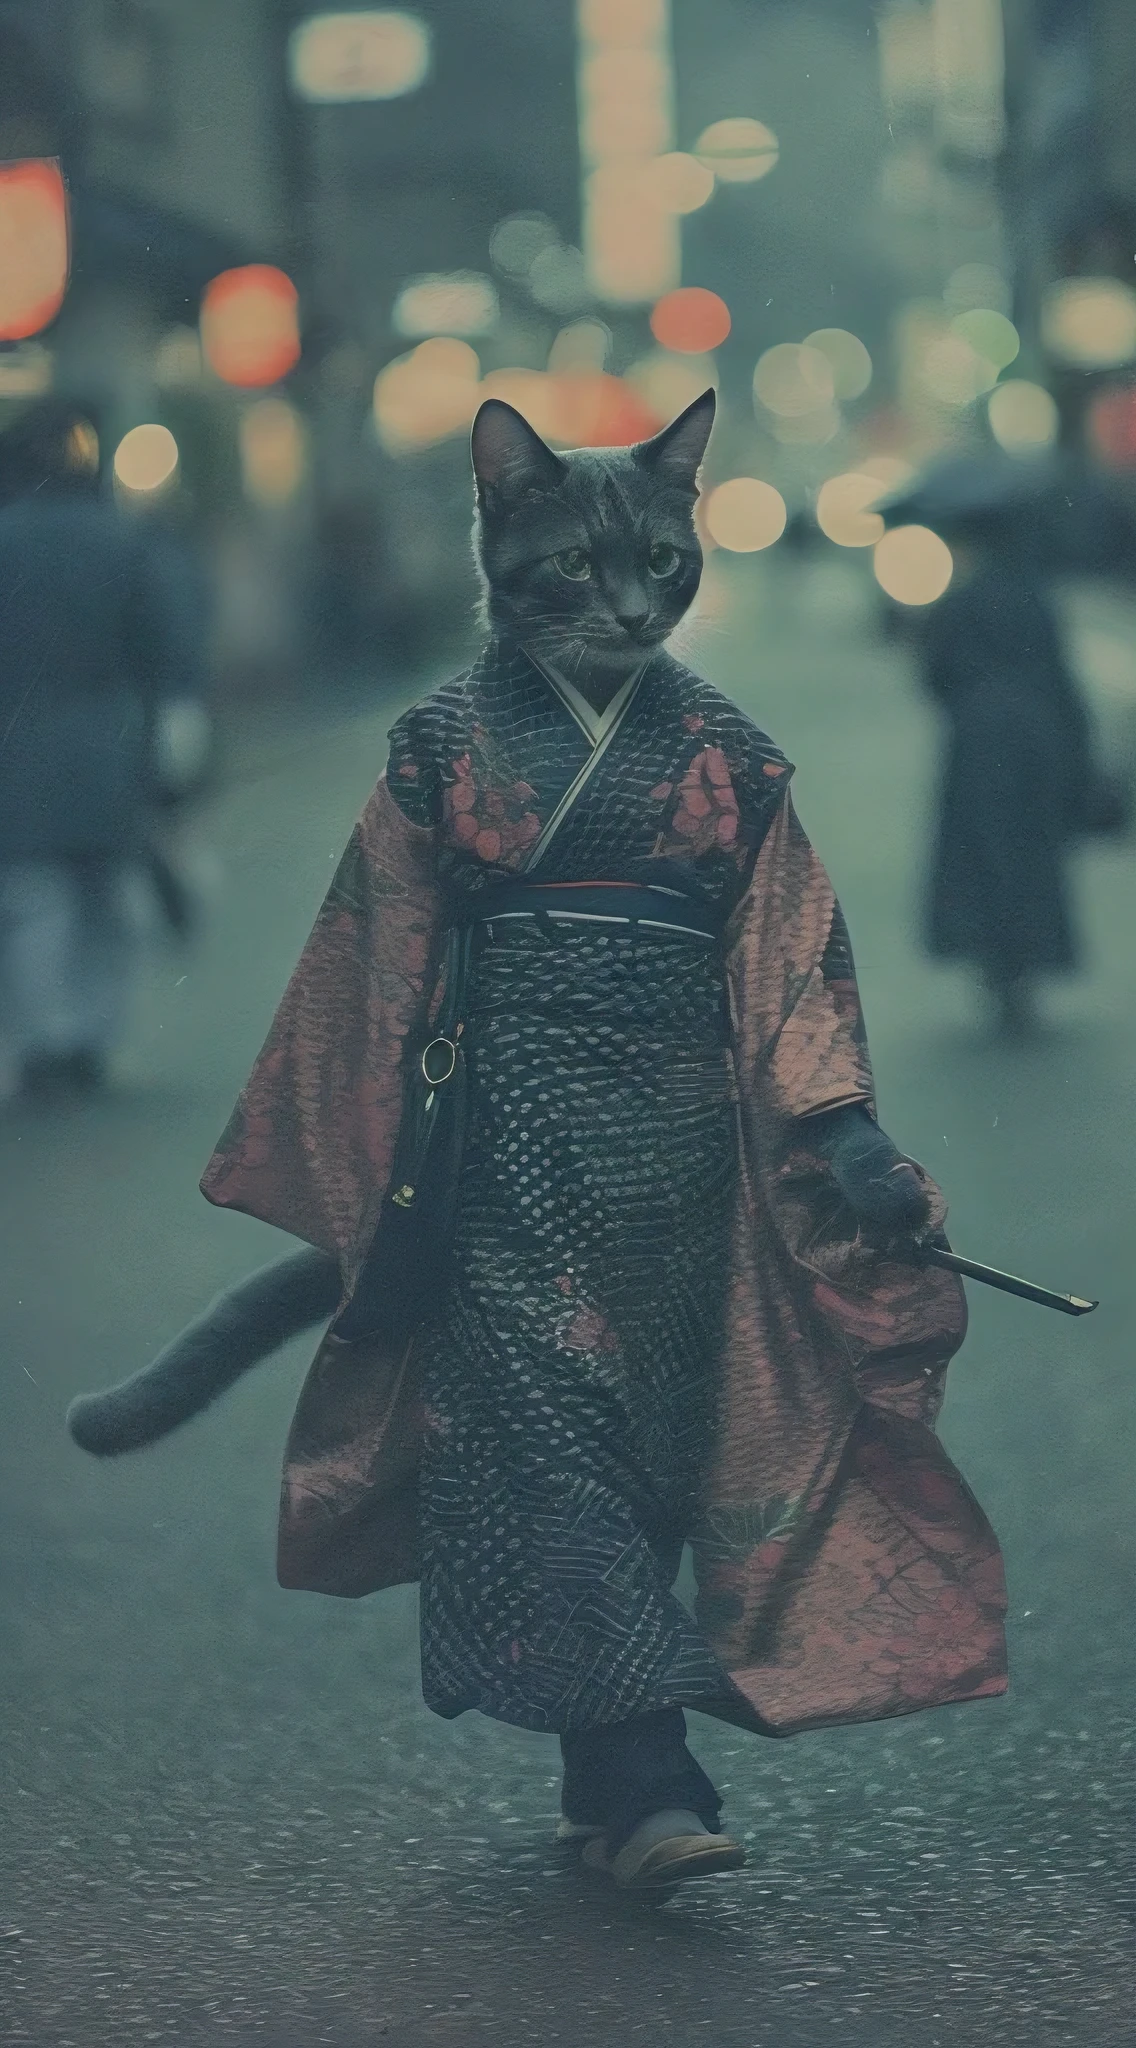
520,642 -> 650,749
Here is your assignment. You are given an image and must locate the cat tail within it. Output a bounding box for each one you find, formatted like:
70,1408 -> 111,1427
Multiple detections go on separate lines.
67,1248 -> 343,1457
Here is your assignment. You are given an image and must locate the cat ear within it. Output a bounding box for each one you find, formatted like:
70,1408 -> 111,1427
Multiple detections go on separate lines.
634,388 -> 716,490
471,400 -> 567,500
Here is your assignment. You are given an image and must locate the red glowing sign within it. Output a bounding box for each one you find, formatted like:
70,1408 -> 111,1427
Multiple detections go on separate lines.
0,159 -> 70,341
200,266 -> 301,388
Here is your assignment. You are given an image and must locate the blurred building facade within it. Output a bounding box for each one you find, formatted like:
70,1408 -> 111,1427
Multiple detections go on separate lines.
3,0 -> 1136,704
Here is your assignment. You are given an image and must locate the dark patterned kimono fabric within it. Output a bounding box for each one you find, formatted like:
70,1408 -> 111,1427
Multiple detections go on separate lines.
419,921 -> 737,1728
386,641 -> 789,1732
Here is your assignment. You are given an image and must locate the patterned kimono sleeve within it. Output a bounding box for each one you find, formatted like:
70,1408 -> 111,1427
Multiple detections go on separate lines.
200,763 -> 442,1265
725,791 -> 874,1122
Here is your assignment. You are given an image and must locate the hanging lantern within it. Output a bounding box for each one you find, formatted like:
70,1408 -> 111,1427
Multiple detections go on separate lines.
0,159 -> 70,342
200,266 -> 301,389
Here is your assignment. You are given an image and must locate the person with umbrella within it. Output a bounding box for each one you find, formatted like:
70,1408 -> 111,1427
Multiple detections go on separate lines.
882,452 -> 1104,1038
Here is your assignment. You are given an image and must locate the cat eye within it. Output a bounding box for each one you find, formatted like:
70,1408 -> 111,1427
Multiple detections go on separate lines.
647,542 -> 681,578
554,548 -> 591,580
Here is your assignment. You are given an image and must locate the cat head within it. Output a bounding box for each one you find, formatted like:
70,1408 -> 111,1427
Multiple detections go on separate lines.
470,388 -> 715,682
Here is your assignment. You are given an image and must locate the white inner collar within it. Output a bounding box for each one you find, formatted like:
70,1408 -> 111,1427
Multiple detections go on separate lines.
523,646 -> 648,748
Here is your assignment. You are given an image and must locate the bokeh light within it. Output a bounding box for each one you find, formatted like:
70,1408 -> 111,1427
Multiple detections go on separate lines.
548,320 -> 612,373
650,287 -> 731,353
771,404 -> 841,447
548,372 -> 661,447
0,159 -> 70,342
626,350 -> 717,420
583,167 -> 680,306
288,10 -> 431,101
804,329 -> 873,401
873,524 -> 953,605
114,424 -> 179,494
374,338 -> 481,452
815,473 -> 886,547
239,399 -> 307,506
859,453 -> 915,492
528,244 -> 590,315
943,263 -> 1011,315
577,0 -> 666,41
753,342 -> 834,417
642,152 -> 715,214
489,212 -> 560,278
986,378 -> 1060,454
66,419 -> 100,475
919,330 -> 999,407
393,272 -> 498,337
1041,278 -> 1136,370
950,308 -> 1020,370
1087,386 -> 1136,470
694,118 -> 779,183
704,477 -> 787,552
201,266 -> 301,388
578,0 -> 677,305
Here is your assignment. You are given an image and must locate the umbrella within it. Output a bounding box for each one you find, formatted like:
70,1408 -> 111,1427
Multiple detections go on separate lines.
876,448 -> 1136,577
875,449 -> 1059,530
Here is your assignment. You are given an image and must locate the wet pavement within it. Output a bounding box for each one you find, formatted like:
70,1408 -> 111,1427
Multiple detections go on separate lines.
3,562 -> 1133,2045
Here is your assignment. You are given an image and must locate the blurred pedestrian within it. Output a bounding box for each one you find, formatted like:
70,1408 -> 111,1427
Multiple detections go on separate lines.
918,527 -> 1098,1037
0,398 -> 206,1099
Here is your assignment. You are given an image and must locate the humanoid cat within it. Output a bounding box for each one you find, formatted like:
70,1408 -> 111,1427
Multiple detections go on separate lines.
71,392 -> 1007,1889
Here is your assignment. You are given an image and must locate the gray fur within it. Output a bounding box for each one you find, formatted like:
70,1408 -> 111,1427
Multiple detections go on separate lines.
67,1248 -> 342,1456
471,389 -> 715,691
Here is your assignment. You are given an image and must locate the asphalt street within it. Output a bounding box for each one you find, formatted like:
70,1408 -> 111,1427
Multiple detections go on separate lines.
2,560 -> 1133,2046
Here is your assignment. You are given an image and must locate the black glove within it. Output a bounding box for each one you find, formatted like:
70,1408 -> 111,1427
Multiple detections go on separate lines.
803,1103 -> 931,1234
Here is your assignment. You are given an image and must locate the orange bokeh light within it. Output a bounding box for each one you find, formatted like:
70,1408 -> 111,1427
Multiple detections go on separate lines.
200,266 -> 301,388
0,159 -> 70,341
649,287 -> 730,354
552,371 -> 661,446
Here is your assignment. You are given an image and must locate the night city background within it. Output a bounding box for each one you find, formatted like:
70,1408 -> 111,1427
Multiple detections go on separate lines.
0,3 -> 1133,2043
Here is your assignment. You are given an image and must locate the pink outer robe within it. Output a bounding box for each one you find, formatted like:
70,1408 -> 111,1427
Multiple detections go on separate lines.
201,774 -> 1008,1736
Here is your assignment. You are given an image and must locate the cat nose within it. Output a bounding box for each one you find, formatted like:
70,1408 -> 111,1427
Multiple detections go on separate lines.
613,598 -> 650,635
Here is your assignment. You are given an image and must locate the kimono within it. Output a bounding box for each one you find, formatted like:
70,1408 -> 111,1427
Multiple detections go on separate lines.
202,640 -> 1008,1738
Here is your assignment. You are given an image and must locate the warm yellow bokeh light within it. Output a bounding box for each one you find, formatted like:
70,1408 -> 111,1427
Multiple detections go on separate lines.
577,0 -> 667,43
583,165 -> 679,305
754,342 -> 834,417
695,118 -> 779,183
873,524 -> 953,606
374,340 -> 481,452
804,329 -> 872,401
114,424 -> 179,494
859,453 -> 915,491
644,152 -> 715,214
950,308 -> 1019,370
626,350 -> 717,420
919,331 -> 999,407
704,477 -> 787,552
815,473 -> 886,547
987,379 -> 1059,455
1041,277 -> 1136,370
239,398 -> 307,506
66,420 -> 99,475
549,320 -> 612,373
288,10 -> 430,101
392,272 -> 497,338
771,405 -> 841,447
